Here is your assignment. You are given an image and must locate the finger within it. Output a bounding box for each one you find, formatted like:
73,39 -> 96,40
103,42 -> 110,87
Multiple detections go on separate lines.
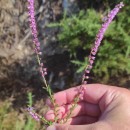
46,86 -> 80,107
45,101 -> 100,120
45,114 -> 97,125
46,84 -> 116,106
45,108 -> 64,121
47,122 -> 111,130
65,115 -> 98,125
63,101 -> 100,117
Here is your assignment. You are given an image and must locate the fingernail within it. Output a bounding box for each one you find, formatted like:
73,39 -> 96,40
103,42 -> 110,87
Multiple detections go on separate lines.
47,125 -> 56,130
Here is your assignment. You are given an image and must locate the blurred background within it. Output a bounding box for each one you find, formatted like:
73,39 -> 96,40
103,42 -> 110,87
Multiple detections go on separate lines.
0,0 -> 130,129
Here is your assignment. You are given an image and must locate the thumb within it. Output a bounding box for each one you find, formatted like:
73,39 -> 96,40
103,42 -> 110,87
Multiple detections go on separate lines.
46,122 -> 111,130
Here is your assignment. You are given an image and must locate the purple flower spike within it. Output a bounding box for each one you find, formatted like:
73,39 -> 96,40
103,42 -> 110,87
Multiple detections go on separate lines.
28,0 -> 40,55
28,0 -> 48,84
82,2 -> 124,84
27,107 -> 40,121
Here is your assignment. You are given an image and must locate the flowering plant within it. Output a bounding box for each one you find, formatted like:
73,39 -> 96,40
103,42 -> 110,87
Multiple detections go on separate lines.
27,0 -> 124,126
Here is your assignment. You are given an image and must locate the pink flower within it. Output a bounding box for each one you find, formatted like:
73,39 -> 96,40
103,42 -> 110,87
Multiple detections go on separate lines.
27,107 -> 40,121
28,0 -> 48,81
82,2 -> 124,84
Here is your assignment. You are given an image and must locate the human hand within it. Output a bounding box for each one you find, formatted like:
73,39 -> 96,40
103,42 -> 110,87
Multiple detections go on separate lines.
46,84 -> 130,130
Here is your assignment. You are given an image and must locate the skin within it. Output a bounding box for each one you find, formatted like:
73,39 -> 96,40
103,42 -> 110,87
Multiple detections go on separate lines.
46,84 -> 130,130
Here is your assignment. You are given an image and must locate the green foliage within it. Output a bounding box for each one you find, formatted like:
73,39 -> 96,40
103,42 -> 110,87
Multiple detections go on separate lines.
27,92 -> 33,107
0,100 -> 12,130
71,57 -> 88,73
0,93 -> 44,130
49,5 -> 130,82
49,10 -> 101,56
24,92 -> 37,130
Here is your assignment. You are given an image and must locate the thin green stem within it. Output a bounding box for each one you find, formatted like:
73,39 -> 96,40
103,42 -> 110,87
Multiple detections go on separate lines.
35,49 -> 59,123
36,52 -> 48,88
46,86 -> 59,123
62,95 -> 79,123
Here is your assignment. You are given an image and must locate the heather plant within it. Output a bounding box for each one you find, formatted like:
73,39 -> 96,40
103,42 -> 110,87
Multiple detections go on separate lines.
27,0 -> 124,127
